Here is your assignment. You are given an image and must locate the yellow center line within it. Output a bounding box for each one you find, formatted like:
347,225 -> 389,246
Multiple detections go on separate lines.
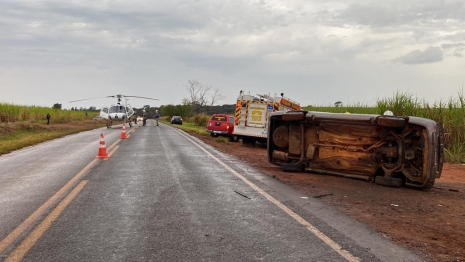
0,159 -> 97,254
0,134 -> 120,254
5,180 -> 88,262
174,128 -> 360,262
106,137 -> 121,151
106,145 -> 120,159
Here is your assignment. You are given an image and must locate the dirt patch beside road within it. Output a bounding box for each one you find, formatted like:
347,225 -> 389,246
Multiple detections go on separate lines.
191,133 -> 465,262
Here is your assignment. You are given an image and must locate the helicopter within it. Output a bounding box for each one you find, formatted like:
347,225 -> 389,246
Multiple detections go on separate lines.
69,94 -> 158,128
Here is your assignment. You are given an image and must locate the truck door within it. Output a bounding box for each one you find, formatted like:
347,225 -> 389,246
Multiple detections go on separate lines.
100,105 -> 109,119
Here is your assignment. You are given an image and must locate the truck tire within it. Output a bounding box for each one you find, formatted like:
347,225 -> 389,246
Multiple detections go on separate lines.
272,126 -> 289,149
229,135 -> 239,142
242,137 -> 255,145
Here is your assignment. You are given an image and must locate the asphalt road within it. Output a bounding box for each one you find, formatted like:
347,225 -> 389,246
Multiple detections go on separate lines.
0,120 -> 424,262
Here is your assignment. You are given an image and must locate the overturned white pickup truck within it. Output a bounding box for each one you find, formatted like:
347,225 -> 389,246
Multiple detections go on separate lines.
267,111 -> 444,189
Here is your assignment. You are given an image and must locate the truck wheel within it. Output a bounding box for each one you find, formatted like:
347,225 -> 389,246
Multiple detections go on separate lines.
243,137 -> 255,145
422,179 -> 435,190
229,135 -> 239,142
273,126 -> 289,148
374,176 -> 403,188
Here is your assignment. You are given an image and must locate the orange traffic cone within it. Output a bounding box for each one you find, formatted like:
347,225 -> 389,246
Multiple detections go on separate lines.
120,124 -> 128,139
97,133 -> 109,158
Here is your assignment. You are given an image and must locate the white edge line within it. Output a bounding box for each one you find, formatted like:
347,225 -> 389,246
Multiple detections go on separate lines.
173,128 -> 360,262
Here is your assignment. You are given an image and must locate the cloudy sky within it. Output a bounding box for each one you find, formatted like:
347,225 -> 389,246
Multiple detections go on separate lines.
1,0 -> 464,109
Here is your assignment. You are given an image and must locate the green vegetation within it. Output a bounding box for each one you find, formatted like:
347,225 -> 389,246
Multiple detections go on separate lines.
0,103 -> 98,123
215,137 -> 229,143
160,118 -> 209,136
0,103 -> 105,155
0,121 -> 105,155
192,114 -> 210,127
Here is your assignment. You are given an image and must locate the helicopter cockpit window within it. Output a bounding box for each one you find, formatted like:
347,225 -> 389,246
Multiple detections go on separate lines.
102,107 -> 109,114
109,106 -> 126,113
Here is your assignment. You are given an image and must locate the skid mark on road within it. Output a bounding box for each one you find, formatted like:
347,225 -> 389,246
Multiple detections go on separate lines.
173,129 -> 360,262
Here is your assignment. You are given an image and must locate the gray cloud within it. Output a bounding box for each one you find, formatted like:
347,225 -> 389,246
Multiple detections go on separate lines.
393,46 -> 443,64
441,43 -> 465,57
412,30 -> 427,41
327,0 -> 465,28
1,0 -> 465,109
441,43 -> 465,49
443,32 -> 465,41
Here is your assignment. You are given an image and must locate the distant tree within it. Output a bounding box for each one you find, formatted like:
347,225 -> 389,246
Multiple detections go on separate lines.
88,106 -> 97,111
71,107 -> 75,111
52,103 -> 62,109
334,101 -> 343,107
209,87 -> 225,106
185,79 -> 224,113
176,104 -> 192,120
162,104 -> 176,118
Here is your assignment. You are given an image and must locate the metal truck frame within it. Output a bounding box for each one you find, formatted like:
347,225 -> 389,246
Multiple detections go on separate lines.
267,111 -> 444,189
233,90 -> 301,144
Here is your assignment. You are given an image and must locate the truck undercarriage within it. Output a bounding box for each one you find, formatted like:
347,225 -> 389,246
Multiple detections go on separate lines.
267,111 -> 444,189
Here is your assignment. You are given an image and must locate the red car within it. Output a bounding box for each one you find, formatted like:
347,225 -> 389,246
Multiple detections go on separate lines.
206,114 -> 238,141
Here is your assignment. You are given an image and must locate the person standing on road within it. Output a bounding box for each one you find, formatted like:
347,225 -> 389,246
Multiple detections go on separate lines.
46,113 -> 50,125
142,108 -> 147,126
155,110 -> 160,126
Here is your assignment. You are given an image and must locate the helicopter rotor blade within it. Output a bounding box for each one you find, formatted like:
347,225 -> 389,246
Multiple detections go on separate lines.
69,96 -> 109,103
69,94 -> 159,103
123,95 -> 159,100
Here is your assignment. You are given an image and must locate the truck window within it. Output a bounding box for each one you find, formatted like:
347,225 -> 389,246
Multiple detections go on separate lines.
212,116 -> 227,121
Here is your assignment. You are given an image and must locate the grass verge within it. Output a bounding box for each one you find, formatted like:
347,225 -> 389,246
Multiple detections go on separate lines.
161,119 -> 209,136
0,121 -> 106,155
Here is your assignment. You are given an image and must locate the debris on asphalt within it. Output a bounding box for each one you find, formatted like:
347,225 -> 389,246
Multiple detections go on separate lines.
313,193 -> 334,199
234,190 -> 251,199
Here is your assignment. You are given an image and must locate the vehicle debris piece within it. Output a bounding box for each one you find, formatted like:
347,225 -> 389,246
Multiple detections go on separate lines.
313,193 -> 334,199
234,190 -> 251,199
